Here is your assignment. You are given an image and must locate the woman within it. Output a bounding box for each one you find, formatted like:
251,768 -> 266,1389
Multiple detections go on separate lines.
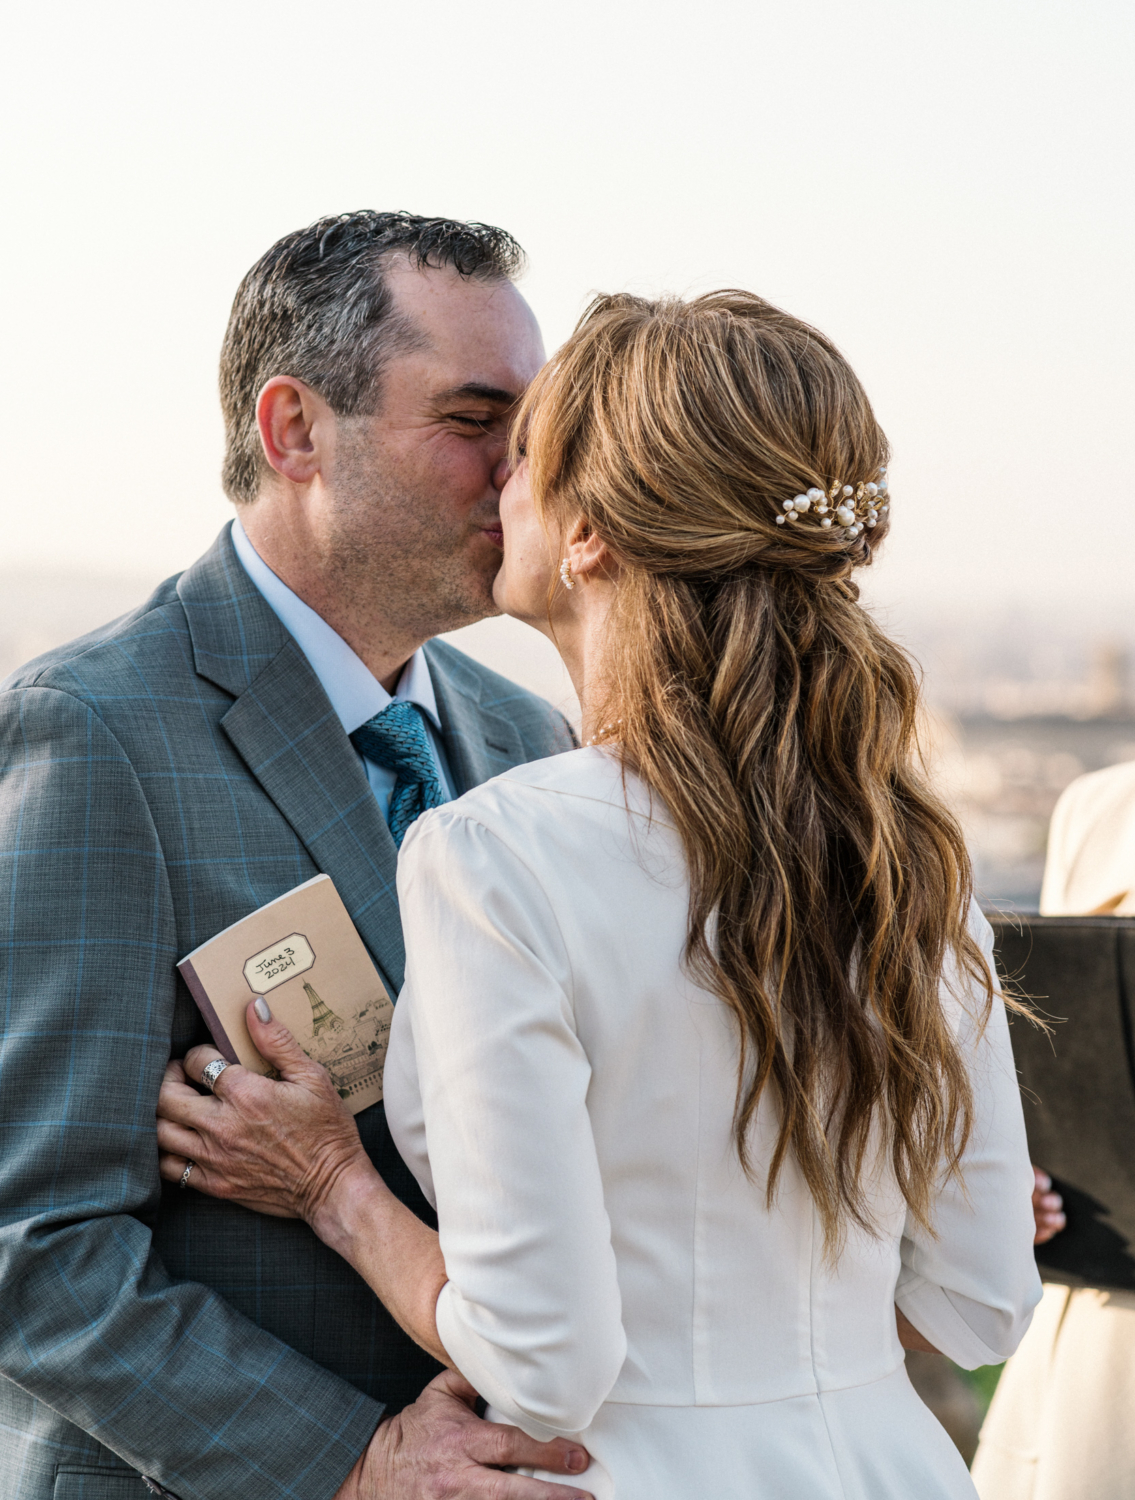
158,290 -> 1041,1498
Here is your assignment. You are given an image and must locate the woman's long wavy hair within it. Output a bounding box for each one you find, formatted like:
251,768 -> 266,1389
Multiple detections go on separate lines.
514,290 -> 995,1250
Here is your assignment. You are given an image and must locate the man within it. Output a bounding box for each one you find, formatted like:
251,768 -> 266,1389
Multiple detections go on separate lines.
0,213 -> 591,1500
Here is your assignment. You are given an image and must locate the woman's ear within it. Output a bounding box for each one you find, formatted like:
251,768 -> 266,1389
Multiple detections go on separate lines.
565,516 -> 617,582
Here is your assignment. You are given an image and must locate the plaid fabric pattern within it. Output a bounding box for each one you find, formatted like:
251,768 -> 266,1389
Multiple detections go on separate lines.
352,703 -> 446,847
0,525 -> 574,1500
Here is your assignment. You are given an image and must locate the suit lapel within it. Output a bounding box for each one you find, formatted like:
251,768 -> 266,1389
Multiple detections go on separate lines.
425,639 -> 528,795
220,647 -> 406,992
177,531 -> 537,994
177,523 -> 292,697
179,527 -> 406,992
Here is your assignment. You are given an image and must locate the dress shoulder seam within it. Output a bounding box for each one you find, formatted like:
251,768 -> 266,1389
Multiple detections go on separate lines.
405,806 -> 578,1001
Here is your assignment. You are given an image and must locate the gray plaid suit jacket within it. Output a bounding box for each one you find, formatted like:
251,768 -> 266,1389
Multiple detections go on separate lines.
0,525 -> 574,1500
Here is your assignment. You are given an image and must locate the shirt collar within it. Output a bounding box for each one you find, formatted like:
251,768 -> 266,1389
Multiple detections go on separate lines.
230,517 -> 442,737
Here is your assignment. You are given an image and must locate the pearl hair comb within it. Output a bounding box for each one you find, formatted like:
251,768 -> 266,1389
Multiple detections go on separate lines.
774,467 -> 889,540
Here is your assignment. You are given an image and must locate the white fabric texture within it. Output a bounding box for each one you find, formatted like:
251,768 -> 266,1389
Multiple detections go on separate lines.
386,747 -> 1041,1499
972,1283 -> 1135,1500
1039,759 -> 1135,915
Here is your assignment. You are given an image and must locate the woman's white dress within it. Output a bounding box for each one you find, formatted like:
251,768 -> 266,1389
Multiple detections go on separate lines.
384,748 -> 1041,1499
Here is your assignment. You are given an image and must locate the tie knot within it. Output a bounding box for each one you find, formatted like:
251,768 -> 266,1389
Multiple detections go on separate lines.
351,701 -> 436,780
351,701 -> 446,848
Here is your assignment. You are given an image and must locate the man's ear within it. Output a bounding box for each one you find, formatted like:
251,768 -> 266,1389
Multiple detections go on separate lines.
256,377 -> 332,486
565,516 -> 617,582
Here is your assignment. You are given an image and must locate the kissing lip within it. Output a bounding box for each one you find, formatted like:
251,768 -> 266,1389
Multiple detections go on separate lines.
480,525 -> 504,549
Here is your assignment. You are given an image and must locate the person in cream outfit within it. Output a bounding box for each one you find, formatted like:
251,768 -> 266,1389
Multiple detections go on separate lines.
160,290 -> 1042,1498
970,761 -> 1135,1500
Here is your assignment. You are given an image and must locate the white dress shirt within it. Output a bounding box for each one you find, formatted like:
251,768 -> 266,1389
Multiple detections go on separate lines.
230,518 -> 453,824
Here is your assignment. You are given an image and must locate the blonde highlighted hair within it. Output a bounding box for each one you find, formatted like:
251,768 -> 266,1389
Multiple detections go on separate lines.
515,290 -> 993,1248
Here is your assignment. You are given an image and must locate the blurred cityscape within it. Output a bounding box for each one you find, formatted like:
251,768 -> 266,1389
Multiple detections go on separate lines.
4,570 -> 1134,912
908,623 -> 1135,910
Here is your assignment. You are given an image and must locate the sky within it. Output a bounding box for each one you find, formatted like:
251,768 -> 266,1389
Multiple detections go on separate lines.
2,0 -> 1132,650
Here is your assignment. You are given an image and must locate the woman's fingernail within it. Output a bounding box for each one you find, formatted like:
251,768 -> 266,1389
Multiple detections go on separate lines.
565,1448 -> 587,1472
254,997 -> 272,1023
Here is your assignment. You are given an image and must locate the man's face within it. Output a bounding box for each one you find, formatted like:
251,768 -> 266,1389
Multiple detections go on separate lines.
322,259 -> 546,641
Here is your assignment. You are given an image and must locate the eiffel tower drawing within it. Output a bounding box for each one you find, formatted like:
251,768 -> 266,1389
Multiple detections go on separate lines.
304,981 -> 343,1038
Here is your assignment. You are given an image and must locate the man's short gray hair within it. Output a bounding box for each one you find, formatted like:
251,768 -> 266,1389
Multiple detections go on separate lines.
219,211 -> 526,505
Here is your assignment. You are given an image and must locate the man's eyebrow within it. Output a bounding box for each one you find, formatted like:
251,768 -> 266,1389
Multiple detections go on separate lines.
435,382 -> 521,405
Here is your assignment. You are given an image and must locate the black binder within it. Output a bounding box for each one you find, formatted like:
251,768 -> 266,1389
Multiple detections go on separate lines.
987,913 -> 1135,1293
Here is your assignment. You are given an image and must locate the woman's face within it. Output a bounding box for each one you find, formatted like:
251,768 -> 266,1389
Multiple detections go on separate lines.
493,458 -> 562,632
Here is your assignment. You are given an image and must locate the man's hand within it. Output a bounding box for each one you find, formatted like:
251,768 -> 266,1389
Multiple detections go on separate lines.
336,1370 -> 594,1500
1032,1166 -> 1066,1245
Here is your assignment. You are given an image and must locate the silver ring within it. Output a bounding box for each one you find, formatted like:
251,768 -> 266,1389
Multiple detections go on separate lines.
178,1161 -> 195,1190
201,1059 -> 231,1094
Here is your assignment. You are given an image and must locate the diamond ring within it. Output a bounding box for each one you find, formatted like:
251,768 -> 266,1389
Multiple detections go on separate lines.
178,1161 -> 195,1190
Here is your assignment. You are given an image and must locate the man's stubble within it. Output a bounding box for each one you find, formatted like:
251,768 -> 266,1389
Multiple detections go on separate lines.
325,425 -> 503,651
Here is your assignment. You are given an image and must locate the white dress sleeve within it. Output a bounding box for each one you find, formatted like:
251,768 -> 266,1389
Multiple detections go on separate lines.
894,904 -> 1043,1368
389,808 -> 627,1440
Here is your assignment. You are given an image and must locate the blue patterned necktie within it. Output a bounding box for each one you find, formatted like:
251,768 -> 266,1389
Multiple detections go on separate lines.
350,701 -> 446,848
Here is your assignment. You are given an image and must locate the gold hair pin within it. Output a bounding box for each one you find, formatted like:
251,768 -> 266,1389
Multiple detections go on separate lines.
774,467 -> 889,540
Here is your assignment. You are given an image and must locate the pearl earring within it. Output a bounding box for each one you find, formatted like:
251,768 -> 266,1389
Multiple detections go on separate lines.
559,557 -> 575,591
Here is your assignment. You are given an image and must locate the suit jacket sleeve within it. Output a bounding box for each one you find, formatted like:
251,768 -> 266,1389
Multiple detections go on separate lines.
893,903 -> 1043,1368
0,686 -> 382,1499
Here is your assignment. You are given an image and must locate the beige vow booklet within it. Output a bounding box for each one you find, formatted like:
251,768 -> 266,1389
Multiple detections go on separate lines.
177,874 -> 393,1114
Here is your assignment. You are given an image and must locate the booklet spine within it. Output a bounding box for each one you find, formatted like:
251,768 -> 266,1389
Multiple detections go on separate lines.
177,957 -> 242,1066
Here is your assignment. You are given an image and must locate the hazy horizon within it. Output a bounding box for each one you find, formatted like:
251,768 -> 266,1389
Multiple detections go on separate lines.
5,553 -> 1135,728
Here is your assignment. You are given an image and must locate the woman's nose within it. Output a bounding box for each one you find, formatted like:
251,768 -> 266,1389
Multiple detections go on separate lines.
491,452 -> 513,493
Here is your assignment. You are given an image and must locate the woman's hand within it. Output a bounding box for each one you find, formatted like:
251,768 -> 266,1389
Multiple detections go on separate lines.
158,1001 -> 451,1364
1032,1166 -> 1066,1245
157,1000 -> 372,1225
